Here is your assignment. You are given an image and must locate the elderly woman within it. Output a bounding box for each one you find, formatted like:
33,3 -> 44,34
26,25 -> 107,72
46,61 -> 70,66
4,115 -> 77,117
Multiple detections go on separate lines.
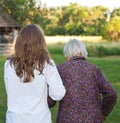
48,39 -> 117,123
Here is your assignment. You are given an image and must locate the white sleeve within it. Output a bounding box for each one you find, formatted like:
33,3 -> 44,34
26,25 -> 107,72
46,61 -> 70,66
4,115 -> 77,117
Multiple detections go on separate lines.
44,60 -> 66,100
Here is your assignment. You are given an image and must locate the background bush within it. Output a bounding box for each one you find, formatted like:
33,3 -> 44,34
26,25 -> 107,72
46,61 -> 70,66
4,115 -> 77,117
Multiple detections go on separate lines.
48,42 -> 120,57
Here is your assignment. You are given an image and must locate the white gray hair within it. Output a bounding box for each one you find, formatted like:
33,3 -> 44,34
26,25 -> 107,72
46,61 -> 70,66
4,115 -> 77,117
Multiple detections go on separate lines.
63,39 -> 88,59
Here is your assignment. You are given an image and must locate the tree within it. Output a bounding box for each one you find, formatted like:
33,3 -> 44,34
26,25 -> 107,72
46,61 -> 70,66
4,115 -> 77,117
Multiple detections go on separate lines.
103,16 -> 120,41
111,7 -> 120,17
0,0 -> 48,25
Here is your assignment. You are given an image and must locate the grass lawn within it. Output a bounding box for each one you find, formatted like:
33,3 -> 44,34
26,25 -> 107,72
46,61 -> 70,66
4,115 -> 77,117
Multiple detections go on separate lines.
0,56 -> 7,123
0,54 -> 120,123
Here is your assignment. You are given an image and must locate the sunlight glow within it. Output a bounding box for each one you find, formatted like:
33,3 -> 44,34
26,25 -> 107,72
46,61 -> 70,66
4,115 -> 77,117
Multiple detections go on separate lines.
38,0 -> 120,11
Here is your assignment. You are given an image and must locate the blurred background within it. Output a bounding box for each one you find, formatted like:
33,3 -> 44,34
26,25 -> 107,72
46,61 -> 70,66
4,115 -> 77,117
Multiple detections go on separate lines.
0,1 -> 120,123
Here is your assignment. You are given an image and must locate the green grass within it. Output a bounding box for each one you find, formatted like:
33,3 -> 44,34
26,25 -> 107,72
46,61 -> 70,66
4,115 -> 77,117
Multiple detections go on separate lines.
0,56 -> 7,123
0,52 -> 120,123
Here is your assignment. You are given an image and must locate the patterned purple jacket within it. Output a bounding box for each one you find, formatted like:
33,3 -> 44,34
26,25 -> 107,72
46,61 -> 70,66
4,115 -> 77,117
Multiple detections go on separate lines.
48,57 -> 117,123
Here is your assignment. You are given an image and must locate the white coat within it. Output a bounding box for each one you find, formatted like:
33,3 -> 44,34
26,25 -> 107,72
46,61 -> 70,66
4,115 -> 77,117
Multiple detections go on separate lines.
4,60 -> 66,123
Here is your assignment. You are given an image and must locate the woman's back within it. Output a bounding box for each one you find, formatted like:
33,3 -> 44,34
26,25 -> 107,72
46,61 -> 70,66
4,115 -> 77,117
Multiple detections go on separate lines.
57,56 -> 117,123
5,59 -> 66,123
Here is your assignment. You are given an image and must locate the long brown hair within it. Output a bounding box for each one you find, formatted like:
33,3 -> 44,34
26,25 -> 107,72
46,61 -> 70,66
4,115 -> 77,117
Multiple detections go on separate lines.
10,24 -> 51,82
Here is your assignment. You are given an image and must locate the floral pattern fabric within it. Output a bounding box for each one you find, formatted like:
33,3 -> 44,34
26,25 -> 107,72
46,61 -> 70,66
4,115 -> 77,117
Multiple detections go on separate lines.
49,57 -> 117,123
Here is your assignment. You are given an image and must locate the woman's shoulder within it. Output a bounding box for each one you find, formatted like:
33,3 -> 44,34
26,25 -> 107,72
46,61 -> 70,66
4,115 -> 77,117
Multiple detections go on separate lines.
46,59 -> 55,66
4,59 -> 14,74
44,59 -> 56,70
85,60 -> 101,72
57,61 -> 68,70
4,59 -> 11,68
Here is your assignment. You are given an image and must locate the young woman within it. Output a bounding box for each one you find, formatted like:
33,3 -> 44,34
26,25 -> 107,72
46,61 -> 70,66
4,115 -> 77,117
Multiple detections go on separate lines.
4,24 -> 66,123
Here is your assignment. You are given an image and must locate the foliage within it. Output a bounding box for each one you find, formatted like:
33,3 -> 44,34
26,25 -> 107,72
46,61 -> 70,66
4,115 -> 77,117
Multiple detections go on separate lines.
0,0 -> 49,28
0,1 -> 120,40
48,42 -> 120,57
1,0 -> 35,24
45,4 -> 109,36
111,7 -> 120,17
103,16 -> 120,41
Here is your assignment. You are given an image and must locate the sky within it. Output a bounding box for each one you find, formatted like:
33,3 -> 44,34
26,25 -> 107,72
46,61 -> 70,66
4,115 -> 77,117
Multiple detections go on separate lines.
39,0 -> 120,11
